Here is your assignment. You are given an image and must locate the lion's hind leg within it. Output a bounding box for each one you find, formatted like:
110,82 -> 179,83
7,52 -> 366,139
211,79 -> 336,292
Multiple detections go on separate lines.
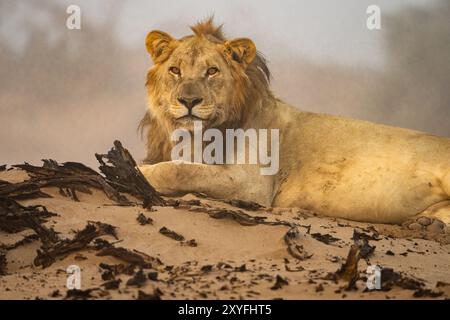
402,200 -> 450,234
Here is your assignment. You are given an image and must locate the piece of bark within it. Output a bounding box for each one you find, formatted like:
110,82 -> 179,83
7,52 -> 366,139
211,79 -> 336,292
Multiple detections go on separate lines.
95,140 -> 165,207
181,239 -> 198,247
99,262 -> 136,277
227,199 -> 265,211
34,221 -> 117,268
190,207 -> 269,226
189,205 -> 293,227
126,269 -> 147,287
136,213 -> 153,225
206,209 -> 267,226
96,246 -> 163,269
87,221 -> 118,239
159,227 -> 185,241
311,232 -> 340,245
92,238 -> 114,250
166,198 -> 202,207
270,275 -> 289,290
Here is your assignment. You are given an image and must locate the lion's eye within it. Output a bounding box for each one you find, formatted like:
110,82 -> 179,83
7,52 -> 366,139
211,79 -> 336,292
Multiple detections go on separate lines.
169,66 -> 181,76
206,67 -> 219,76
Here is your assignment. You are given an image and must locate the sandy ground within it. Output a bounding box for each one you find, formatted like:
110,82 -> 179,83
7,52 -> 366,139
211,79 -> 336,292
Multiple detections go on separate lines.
1,168 -> 450,300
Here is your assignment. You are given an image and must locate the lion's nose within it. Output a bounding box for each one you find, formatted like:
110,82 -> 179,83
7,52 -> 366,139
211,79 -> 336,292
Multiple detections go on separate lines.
177,97 -> 203,110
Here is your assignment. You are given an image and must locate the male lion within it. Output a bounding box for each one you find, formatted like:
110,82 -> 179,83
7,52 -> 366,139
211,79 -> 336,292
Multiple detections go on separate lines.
139,18 -> 450,231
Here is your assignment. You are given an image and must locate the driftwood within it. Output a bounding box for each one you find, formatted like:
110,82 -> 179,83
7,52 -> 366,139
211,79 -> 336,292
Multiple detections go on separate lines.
189,207 -> 267,226
0,197 -> 57,235
0,140 -> 166,208
0,179 -> 50,200
1,160 -> 130,205
126,269 -> 147,287
270,275 -> 289,290
0,140 -> 167,272
99,262 -> 136,280
159,226 -> 185,241
0,197 -> 59,272
166,198 -> 201,207
311,232 -> 341,245
227,199 -> 265,211
189,206 -> 293,228
96,246 -> 163,269
34,221 -> 117,268
0,198 -> 118,269
95,140 -> 165,208
136,213 -> 153,225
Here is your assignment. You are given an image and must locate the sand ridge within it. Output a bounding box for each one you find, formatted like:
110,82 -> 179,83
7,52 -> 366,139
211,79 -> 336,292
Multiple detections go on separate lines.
0,169 -> 450,300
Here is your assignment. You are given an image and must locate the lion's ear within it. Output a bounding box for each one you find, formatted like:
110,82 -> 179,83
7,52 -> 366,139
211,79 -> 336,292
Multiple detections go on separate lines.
146,30 -> 175,63
224,38 -> 256,66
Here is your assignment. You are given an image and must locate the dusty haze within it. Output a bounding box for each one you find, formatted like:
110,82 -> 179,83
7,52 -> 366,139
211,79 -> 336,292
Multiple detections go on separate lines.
1,0 -> 449,167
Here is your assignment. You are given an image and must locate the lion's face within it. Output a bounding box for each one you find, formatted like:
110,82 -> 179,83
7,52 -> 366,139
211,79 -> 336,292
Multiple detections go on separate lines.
145,30 -> 257,131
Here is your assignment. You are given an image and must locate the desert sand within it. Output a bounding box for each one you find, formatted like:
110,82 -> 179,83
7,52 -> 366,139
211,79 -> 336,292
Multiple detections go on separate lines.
1,167 -> 450,300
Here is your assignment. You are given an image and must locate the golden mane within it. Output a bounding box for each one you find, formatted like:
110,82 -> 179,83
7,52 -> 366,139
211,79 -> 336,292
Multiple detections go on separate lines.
140,18 -> 273,164
190,17 -> 225,41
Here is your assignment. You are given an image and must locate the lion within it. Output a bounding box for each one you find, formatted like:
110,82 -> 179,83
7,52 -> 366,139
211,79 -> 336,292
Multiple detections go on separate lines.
138,18 -> 450,232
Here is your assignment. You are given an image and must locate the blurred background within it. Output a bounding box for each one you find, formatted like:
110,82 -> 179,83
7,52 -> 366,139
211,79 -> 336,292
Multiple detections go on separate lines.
1,0 -> 449,167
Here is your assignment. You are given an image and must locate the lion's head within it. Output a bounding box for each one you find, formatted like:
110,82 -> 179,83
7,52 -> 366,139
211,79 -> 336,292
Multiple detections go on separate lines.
140,18 -> 271,163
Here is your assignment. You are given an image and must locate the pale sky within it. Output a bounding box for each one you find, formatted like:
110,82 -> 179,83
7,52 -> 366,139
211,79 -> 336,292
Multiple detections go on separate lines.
1,0 -> 439,68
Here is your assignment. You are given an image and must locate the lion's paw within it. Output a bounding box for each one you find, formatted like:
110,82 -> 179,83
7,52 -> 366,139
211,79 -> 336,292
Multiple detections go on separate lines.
402,216 -> 447,234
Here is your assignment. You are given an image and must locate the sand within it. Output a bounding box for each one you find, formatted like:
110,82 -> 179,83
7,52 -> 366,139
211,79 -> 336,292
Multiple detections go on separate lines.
1,168 -> 449,300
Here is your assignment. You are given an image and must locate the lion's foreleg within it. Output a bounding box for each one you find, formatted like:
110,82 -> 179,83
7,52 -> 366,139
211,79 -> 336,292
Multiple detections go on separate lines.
139,162 -> 275,206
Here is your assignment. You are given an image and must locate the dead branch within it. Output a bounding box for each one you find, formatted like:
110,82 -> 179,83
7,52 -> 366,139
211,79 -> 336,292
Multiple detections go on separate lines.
4,160 -> 131,205
34,221 -> 117,268
0,197 -> 57,235
95,140 -> 165,207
